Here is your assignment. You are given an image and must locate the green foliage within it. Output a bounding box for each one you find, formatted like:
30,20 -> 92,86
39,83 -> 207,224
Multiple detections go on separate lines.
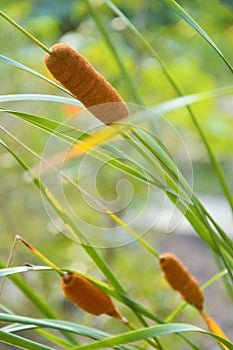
0,0 -> 233,349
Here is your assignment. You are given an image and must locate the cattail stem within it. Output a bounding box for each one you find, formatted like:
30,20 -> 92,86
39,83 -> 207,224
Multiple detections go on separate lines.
106,209 -> 160,258
16,235 -> 63,276
0,11 -> 51,54
200,311 -> 230,350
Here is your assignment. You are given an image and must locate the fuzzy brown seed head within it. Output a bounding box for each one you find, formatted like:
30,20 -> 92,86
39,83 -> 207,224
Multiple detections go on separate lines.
44,43 -> 129,124
159,253 -> 204,311
61,272 -> 125,322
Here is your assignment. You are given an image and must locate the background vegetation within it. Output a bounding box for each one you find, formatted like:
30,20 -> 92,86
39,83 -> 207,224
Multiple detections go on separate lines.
0,1 -> 232,349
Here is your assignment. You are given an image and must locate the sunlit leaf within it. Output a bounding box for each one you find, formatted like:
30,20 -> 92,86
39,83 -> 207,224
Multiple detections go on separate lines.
0,55 -> 73,96
0,93 -> 83,107
0,266 -> 51,277
0,329 -> 55,350
74,323 -> 233,350
0,313 -> 130,350
158,0 -> 233,73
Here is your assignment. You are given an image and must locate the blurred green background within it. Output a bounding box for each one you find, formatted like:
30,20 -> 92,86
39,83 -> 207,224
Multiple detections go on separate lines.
0,1 -> 232,349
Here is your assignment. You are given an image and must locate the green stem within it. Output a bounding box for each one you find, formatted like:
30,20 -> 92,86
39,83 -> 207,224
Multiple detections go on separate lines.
159,0 -> 233,73
16,235 -> 63,276
104,0 -> 233,214
131,126 -> 233,276
106,209 -> 160,258
1,122 -> 160,260
0,11 -> 51,54
86,0 -> 143,105
0,134 -> 200,349
0,138 -> 162,343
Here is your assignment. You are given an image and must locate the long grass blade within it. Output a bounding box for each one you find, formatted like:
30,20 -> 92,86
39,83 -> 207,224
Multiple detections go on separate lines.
0,11 -> 51,54
0,139 -> 164,333
2,108 -> 232,261
0,108 -> 171,193
0,329 -> 55,350
0,94 -> 83,107
104,0 -> 233,214
0,313 -> 131,349
0,266 -> 51,277
73,323 -> 233,350
0,55 -> 73,97
85,0 -> 143,105
158,0 -> 233,73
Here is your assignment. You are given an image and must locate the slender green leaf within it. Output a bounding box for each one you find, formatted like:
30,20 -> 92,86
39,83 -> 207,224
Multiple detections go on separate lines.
2,85 -> 233,138
158,0 -> 233,73
1,323 -> 37,333
0,262 -> 57,320
0,313 -> 130,350
86,0 -> 143,104
0,107 -> 87,142
0,329 -> 55,350
74,323 -> 233,350
0,94 -> 83,107
37,328 -> 76,349
0,141 -> 204,347
131,127 -> 233,262
153,86 -> 233,116
0,266 -> 51,277
0,139 -> 156,332
2,107 -> 232,261
0,108 -> 164,191
0,55 -> 73,96
0,10 -> 51,54
1,324 -> 73,349
105,0 -> 233,214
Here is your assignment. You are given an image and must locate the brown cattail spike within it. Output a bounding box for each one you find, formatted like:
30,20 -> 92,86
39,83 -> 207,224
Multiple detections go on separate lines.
44,44 -> 129,124
61,272 -> 128,324
159,253 -> 204,311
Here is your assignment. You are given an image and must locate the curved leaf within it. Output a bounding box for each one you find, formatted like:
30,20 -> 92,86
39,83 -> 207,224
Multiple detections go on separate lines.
0,329 -> 55,350
104,0 -> 233,214
0,313 -> 130,350
0,266 -> 52,277
0,94 -> 83,107
74,323 -> 233,350
0,55 -> 73,96
158,0 -> 233,73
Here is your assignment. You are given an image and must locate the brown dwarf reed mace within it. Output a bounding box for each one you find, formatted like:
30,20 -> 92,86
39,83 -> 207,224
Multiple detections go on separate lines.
16,235 -> 128,324
0,12 -> 129,124
44,44 -> 129,124
159,252 -> 230,349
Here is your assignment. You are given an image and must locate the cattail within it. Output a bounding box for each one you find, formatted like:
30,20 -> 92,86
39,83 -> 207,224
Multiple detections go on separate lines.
61,272 -> 128,324
159,253 -> 204,311
16,236 -> 128,324
44,43 -> 129,124
159,252 -> 230,347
